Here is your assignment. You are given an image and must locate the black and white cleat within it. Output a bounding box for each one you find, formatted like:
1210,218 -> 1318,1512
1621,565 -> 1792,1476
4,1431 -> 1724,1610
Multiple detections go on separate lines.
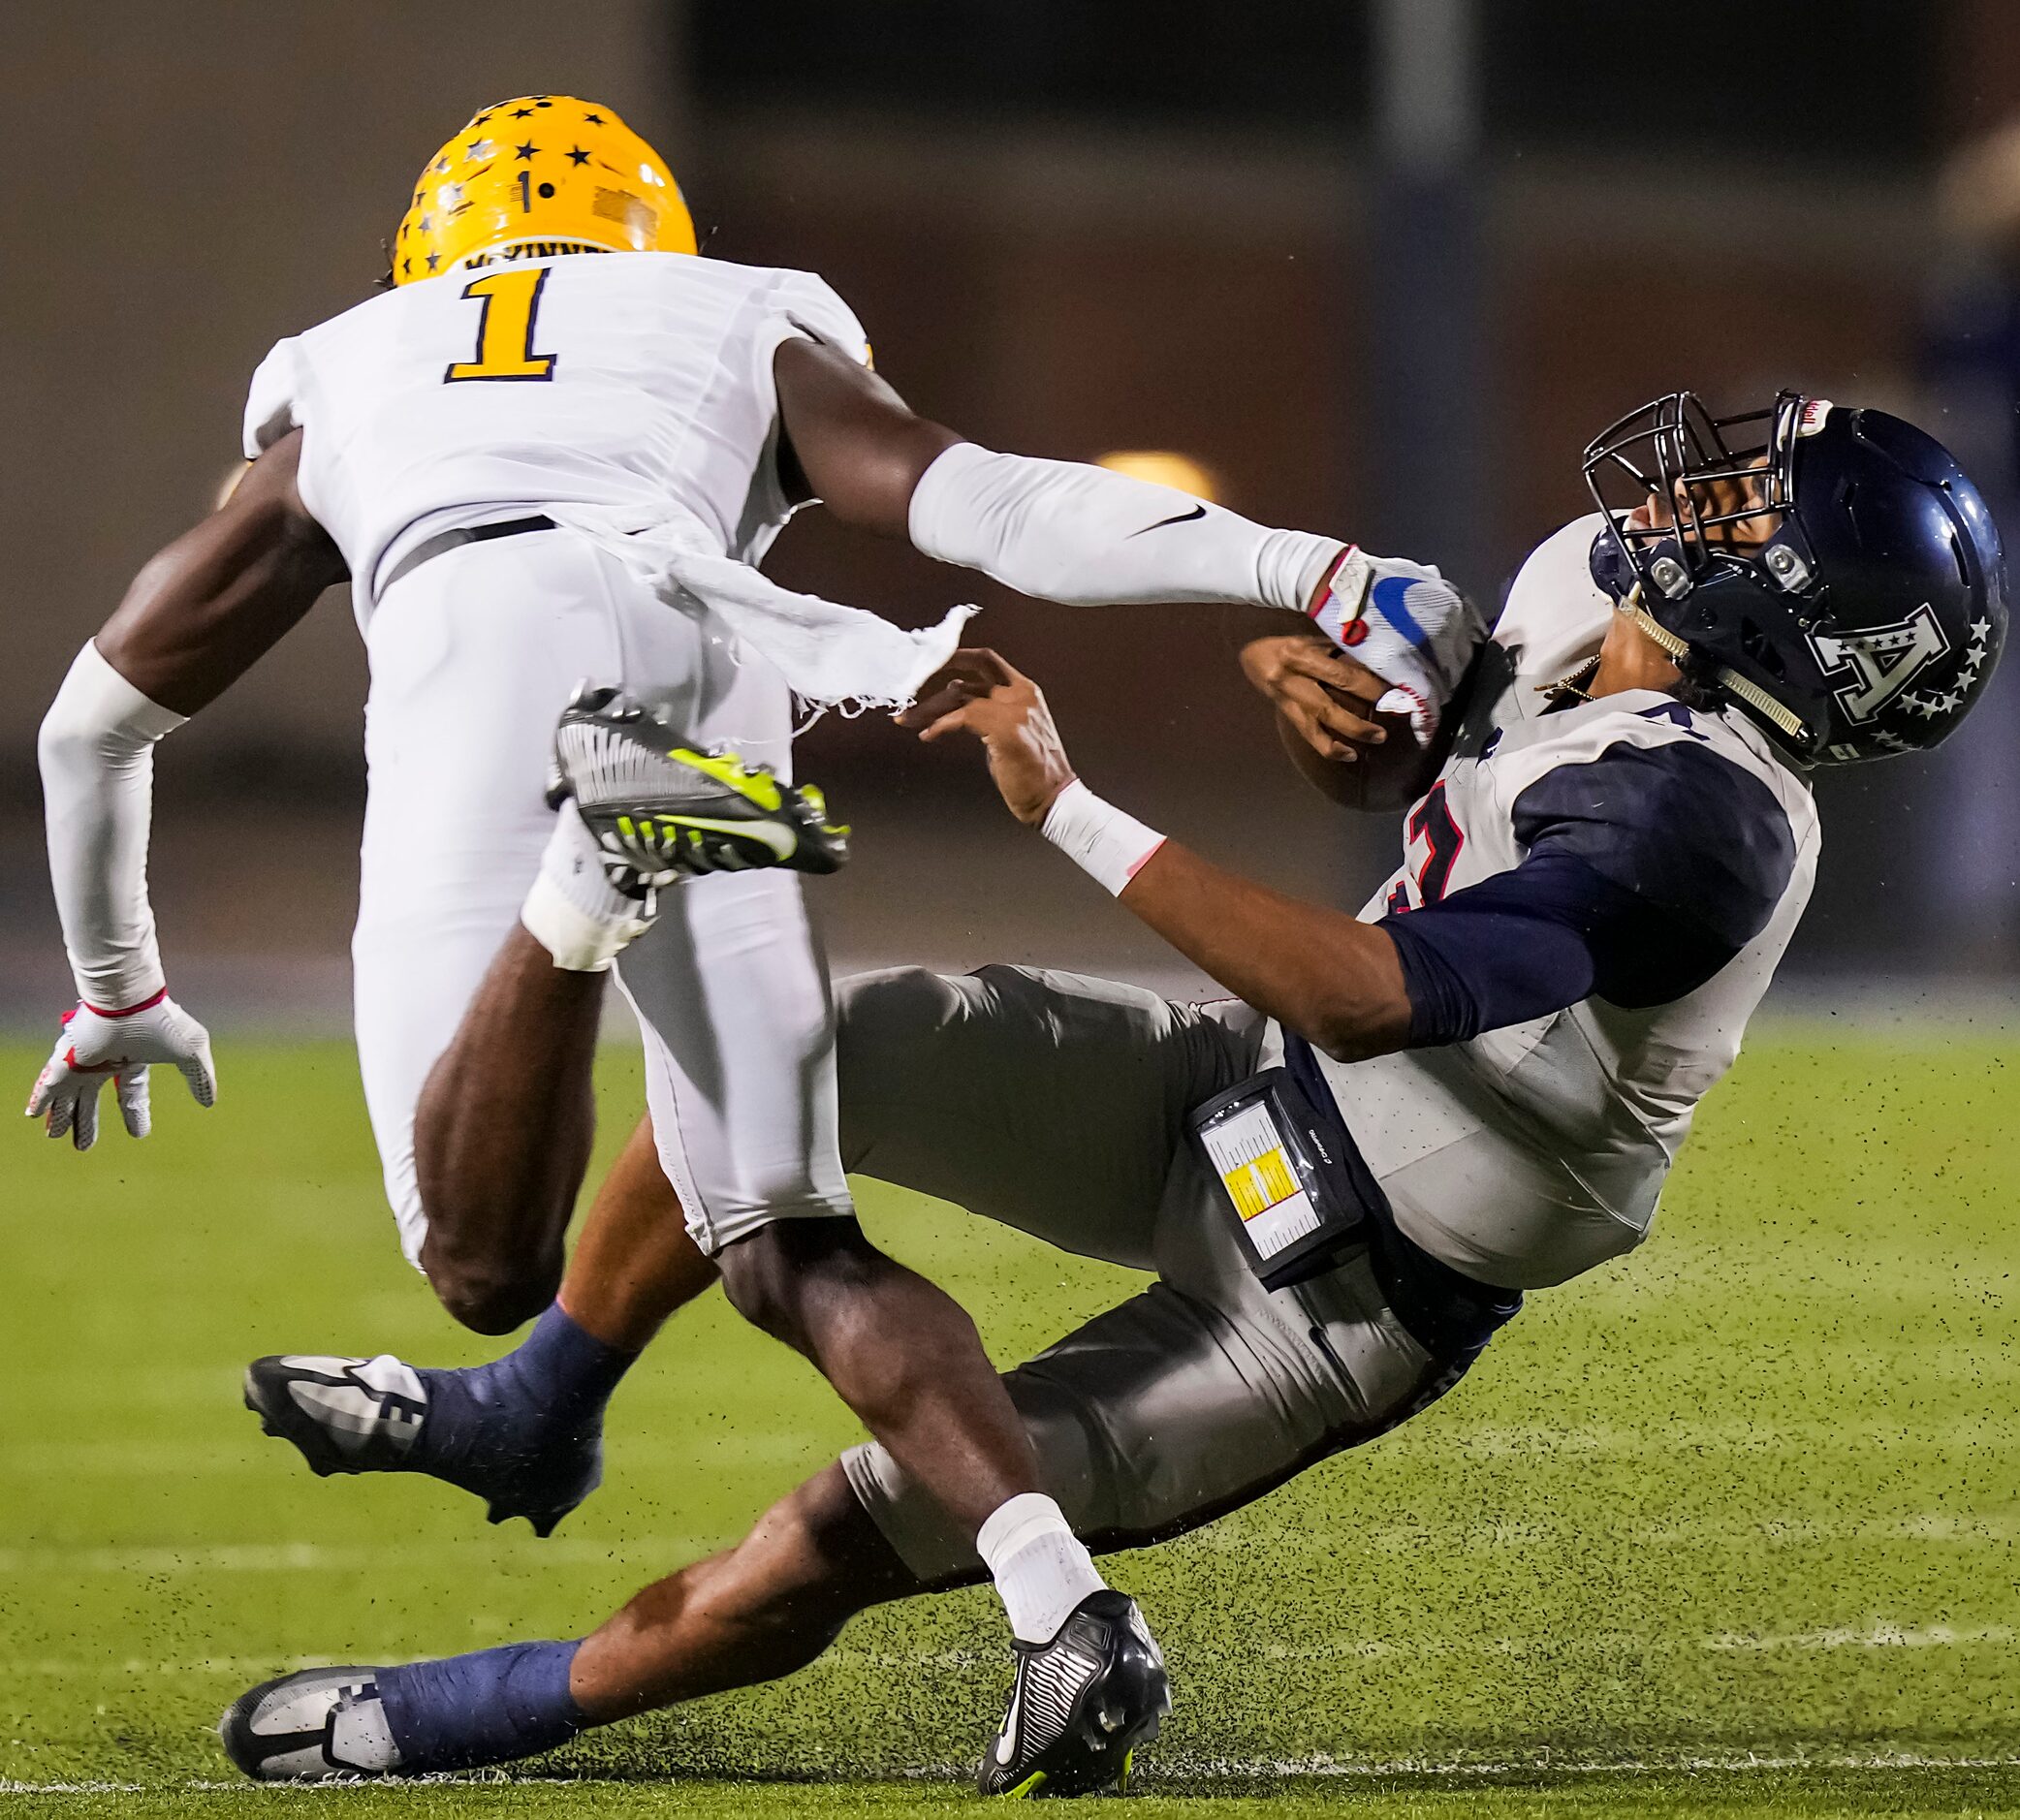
243,1353 -> 599,1538
220,1666 -> 405,1782
243,1354 -> 426,1478
548,685 -> 850,883
977,1590 -> 1171,1799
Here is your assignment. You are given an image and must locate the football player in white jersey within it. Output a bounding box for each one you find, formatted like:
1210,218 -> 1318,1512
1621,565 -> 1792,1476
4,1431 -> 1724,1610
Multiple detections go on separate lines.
220,393 -> 2004,1788
30,98 -> 1485,1796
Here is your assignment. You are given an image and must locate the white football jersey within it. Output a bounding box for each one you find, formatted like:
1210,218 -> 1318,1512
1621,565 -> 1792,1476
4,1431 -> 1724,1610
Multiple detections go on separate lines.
1301,514 -> 1821,1289
241,252 -> 869,620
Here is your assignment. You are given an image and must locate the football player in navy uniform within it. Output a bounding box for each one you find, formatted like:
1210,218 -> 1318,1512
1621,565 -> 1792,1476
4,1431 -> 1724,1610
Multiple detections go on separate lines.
223,393 -> 2004,1788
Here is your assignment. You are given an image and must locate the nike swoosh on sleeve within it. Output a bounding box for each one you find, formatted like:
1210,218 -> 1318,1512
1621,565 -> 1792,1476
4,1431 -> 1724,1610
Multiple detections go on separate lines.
1127,504 -> 1207,536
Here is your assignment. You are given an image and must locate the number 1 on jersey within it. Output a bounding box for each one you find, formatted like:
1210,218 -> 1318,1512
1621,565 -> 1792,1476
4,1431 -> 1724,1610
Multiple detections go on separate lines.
445,268 -> 556,383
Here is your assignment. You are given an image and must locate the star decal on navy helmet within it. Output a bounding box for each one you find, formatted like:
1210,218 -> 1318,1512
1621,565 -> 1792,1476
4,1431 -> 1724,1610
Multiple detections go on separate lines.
1902,614 -> 1995,723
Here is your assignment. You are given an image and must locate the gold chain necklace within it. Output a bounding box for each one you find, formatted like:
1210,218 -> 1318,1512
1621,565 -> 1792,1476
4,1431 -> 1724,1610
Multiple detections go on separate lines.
1538,654 -> 1600,706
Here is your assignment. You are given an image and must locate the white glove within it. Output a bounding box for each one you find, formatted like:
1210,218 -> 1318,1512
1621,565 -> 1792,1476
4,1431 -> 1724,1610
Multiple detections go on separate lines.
1307,549 -> 1487,747
25,991 -> 217,1151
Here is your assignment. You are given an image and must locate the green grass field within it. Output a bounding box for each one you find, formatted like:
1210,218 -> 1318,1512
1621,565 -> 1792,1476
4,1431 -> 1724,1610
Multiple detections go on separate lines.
5,1031 -> 2019,1818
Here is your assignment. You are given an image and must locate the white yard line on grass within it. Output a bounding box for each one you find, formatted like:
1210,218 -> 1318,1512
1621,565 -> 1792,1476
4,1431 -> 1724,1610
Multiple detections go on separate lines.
1155,1748 -> 2020,1778
1185,1509 -> 2020,1554
10,1750 -> 2020,1794
0,1538 -> 710,1576
12,1430 -> 829,1477
14,1616 -> 2015,1684
1705,1621 -> 2016,1651
1253,1621 -> 2017,1663
13,1506 -> 2020,1579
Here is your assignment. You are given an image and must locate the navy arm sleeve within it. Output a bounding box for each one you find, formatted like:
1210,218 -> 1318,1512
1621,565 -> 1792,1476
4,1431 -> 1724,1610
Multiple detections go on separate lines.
1383,737 -> 1797,1047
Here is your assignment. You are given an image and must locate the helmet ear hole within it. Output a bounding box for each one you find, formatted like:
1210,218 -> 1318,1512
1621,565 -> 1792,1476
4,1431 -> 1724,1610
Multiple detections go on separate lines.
1738,617 -> 1786,678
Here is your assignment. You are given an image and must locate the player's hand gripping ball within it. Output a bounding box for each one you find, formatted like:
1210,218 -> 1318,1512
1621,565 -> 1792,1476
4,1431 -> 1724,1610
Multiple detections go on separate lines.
26,991 -> 217,1150
1240,631 -> 1425,812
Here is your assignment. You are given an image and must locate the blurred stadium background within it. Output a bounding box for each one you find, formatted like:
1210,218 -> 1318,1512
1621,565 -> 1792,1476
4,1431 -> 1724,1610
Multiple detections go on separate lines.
10,0 -> 2020,1029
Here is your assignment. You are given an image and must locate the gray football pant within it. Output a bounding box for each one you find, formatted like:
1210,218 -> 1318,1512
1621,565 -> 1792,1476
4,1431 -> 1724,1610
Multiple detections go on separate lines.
836,964 -> 1449,1583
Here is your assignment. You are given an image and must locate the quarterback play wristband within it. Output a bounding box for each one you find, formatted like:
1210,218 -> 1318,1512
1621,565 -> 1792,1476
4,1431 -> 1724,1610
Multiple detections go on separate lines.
1040,779 -> 1166,895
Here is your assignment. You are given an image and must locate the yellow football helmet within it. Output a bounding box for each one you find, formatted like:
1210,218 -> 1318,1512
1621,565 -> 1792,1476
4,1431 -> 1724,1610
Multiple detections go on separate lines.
393,95 -> 696,285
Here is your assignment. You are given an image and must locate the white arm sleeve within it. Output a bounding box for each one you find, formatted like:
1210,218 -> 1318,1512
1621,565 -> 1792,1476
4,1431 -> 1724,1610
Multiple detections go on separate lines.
907,441 -> 1343,612
39,643 -> 188,1010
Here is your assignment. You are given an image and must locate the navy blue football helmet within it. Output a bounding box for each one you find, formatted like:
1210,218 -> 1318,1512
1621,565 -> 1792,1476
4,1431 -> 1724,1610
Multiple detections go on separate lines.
1583,392 -> 2006,765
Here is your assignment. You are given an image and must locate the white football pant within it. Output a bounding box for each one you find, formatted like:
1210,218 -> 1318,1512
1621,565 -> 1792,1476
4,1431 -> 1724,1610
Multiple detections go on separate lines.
351,529 -> 851,1268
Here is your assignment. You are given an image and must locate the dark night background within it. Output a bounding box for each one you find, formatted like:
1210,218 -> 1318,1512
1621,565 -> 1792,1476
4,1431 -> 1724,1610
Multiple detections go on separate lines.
5,0 -> 2019,1024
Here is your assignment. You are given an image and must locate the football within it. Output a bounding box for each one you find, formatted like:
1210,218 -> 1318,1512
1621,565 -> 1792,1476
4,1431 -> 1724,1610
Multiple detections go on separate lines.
1276,700 -> 1436,814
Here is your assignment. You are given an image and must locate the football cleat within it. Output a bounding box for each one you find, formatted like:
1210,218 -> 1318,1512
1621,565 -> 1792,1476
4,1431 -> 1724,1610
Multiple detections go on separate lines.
220,1666 -> 405,1781
977,1590 -> 1171,1799
243,1353 -> 599,1538
548,685 -> 849,883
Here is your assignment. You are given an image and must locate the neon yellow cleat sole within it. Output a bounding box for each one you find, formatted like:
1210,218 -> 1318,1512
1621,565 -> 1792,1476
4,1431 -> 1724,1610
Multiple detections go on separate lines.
549,686 -> 849,881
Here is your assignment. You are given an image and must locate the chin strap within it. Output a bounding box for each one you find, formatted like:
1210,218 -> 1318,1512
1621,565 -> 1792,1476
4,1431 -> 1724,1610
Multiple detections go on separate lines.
1616,592 -> 1808,741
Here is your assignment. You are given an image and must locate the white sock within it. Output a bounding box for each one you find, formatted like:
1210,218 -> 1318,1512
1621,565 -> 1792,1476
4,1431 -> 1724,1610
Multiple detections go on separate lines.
977,1492 -> 1107,1645
519,809 -> 655,973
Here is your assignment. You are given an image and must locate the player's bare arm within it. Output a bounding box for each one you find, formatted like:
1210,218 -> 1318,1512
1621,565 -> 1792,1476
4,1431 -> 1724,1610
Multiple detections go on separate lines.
771,336 -> 963,535
907,647 -> 1416,1062
29,431 -> 344,1148
93,431 -> 345,713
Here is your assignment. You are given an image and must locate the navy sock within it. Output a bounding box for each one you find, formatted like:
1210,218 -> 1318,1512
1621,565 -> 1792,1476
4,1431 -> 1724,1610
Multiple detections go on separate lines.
416,1302 -> 636,1472
376,1639 -> 584,1772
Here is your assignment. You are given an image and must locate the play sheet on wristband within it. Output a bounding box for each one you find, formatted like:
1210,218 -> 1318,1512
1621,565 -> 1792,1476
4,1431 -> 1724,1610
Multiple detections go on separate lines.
1199,1097 -> 1321,1258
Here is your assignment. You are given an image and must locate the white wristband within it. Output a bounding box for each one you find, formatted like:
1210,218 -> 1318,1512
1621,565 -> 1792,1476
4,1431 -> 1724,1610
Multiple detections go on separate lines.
1040,779 -> 1166,895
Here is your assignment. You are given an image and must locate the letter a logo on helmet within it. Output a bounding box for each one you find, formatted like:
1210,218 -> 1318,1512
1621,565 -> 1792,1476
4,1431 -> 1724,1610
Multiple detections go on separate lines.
392,96 -> 696,286
1808,606 -> 1949,725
